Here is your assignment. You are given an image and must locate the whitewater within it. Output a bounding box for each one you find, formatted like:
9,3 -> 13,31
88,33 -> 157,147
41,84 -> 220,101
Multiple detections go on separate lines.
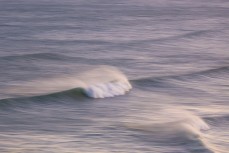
0,0 -> 229,153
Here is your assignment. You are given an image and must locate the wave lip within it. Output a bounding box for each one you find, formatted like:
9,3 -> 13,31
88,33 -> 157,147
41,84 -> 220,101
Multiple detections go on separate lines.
84,80 -> 132,98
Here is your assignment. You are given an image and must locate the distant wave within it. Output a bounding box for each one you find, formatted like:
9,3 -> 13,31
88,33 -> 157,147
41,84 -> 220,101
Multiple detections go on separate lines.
124,30 -> 212,45
0,66 -> 132,100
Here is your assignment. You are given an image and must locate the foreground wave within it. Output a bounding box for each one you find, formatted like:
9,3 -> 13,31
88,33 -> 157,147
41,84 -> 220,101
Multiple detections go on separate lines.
123,108 -> 215,152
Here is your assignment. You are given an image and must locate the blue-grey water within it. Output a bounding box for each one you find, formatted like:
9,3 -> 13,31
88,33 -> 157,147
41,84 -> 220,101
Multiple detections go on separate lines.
0,0 -> 229,152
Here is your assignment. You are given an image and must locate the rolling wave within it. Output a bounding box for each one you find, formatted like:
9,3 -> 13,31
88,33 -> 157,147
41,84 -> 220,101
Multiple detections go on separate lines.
2,65 -> 228,100
0,66 -> 132,100
1,63 -> 228,103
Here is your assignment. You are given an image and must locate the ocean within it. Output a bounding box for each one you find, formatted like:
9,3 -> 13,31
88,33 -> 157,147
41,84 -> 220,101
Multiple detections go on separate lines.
0,0 -> 229,152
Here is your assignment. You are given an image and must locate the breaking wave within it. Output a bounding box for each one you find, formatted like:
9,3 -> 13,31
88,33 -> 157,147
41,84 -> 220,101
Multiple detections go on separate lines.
124,109 -> 210,137
1,66 -> 132,100
123,108 -> 215,152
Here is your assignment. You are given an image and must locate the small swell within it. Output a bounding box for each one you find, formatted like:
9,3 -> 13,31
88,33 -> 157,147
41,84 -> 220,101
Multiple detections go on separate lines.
195,66 -> 229,76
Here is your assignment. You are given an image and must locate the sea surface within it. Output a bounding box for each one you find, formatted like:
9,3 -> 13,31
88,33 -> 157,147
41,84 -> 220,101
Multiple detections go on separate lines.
0,0 -> 229,152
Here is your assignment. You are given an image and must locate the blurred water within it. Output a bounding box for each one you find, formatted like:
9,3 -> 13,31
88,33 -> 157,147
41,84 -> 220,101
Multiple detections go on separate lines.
0,0 -> 229,152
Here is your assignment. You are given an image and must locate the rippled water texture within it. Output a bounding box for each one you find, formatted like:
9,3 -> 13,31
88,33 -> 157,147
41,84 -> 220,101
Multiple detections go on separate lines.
0,0 -> 229,152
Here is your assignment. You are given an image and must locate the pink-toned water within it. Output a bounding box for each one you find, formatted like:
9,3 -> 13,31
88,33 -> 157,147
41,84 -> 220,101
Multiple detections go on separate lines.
0,0 -> 229,152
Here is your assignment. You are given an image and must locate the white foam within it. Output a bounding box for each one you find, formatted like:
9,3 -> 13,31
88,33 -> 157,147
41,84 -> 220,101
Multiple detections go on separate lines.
83,81 -> 132,98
